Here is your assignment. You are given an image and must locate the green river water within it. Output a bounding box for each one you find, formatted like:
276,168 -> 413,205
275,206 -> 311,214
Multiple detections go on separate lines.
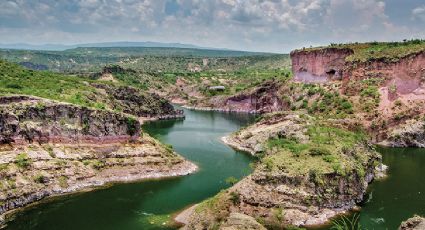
4,108 -> 425,230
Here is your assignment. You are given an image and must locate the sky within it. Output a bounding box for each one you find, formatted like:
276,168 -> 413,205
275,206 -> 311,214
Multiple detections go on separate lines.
0,0 -> 424,53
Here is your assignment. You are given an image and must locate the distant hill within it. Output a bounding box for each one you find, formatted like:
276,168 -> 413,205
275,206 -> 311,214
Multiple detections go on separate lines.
0,41 -> 228,51
0,46 -> 276,73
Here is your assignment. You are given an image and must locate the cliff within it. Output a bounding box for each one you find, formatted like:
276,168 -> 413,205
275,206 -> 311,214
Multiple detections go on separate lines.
0,96 -> 196,225
290,42 -> 425,147
181,112 -> 383,229
90,83 -> 184,119
188,80 -> 285,113
291,48 -> 353,82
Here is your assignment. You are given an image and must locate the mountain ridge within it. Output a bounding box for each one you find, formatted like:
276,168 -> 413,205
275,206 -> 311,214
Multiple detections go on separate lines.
0,41 -> 233,52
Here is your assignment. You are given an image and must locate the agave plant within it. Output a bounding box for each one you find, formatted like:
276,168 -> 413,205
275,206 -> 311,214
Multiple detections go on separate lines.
331,213 -> 362,230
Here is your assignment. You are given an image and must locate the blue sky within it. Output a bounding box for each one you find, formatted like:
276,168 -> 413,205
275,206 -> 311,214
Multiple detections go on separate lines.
0,0 -> 424,52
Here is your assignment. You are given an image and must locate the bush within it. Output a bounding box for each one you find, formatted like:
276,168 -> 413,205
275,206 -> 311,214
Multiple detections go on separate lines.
15,153 -> 31,168
309,147 -> 331,156
225,176 -> 238,185
91,160 -> 105,170
126,117 -> 138,136
34,174 -> 48,183
58,176 -> 69,188
229,191 -> 240,205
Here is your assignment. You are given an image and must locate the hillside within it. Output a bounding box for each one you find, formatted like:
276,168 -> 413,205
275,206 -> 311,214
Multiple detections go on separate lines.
0,47 -> 278,73
177,40 -> 425,229
0,59 -> 181,118
294,39 -> 425,63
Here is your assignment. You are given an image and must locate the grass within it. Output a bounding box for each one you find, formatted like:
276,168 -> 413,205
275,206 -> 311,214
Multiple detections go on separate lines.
331,213 -> 361,230
297,39 -> 425,63
0,59 -> 103,107
15,153 -> 31,169
264,122 -> 369,176
0,59 -> 174,117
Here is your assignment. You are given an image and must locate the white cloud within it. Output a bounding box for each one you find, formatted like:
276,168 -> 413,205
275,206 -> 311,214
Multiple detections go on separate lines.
412,5 -> 425,21
0,0 -> 423,52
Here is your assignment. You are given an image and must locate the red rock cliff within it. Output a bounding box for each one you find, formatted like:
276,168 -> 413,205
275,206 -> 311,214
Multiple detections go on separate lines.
290,48 -> 354,83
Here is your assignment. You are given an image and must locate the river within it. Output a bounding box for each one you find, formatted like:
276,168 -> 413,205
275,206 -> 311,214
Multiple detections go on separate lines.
4,108 -> 425,230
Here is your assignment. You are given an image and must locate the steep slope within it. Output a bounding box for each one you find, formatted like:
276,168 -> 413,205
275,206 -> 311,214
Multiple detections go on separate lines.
289,40 -> 425,147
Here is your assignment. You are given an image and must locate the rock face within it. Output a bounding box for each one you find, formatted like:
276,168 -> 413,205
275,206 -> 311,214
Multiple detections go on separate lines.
223,80 -> 284,113
91,84 -> 184,119
188,80 -> 286,114
290,46 -> 425,147
399,215 -> 425,230
291,48 -> 354,83
0,95 -> 196,225
343,52 -> 425,96
382,119 -> 425,147
184,112 -> 382,229
291,47 -> 425,88
0,95 -> 140,145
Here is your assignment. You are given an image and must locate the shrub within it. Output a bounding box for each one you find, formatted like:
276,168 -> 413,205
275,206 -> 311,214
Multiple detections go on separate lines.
322,155 -> 337,163
58,176 -> 69,188
225,176 -> 239,185
15,153 -> 31,168
229,191 -> 240,205
263,158 -> 274,171
91,160 -> 105,170
5,83 -> 23,89
126,117 -> 138,136
34,174 -> 48,183
309,147 -> 331,156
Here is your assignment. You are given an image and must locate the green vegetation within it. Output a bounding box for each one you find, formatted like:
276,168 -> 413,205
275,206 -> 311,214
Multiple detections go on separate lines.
0,59 -> 103,107
265,122 -> 369,176
33,173 -> 47,183
91,160 -> 106,170
125,117 -> 138,136
15,153 -> 32,169
0,47 -> 285,73
331,213 -> 361,230
225,176 -> 239,185
299,39 -> 425,63
58,176 -> 69,188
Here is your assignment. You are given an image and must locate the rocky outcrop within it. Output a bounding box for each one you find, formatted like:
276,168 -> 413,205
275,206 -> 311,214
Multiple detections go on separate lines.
223,80 -> 284,113
0,95 -> 196,225
91,83 -> 184,119
291,48 -> 354,83
382,119 -> 425,147
343,51 -> 425,97
219,213 -> 266,230
187,80 -> 285,114
183,112 -> 383,229
290,45 -> 425,147
399,215 -> 425,230
291,47 -> 425,88
0,95 -> 140,145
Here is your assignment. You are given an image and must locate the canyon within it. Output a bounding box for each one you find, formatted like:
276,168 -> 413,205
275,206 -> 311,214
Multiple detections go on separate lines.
0,95 -> 196,226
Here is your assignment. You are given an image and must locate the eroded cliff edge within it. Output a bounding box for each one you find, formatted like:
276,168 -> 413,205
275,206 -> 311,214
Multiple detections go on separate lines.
180,112 -> 384,229
290,44 -> 425,147
0,96 -> 196,225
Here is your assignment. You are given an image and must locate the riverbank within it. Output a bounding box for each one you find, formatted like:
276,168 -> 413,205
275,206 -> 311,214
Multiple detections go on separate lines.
1,158 -> 197,228
0,96 -> 197,228
0,139 -> 198,228
2,107 -> 256,230
182,105 -> 260,114
180,112 -> 385,229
